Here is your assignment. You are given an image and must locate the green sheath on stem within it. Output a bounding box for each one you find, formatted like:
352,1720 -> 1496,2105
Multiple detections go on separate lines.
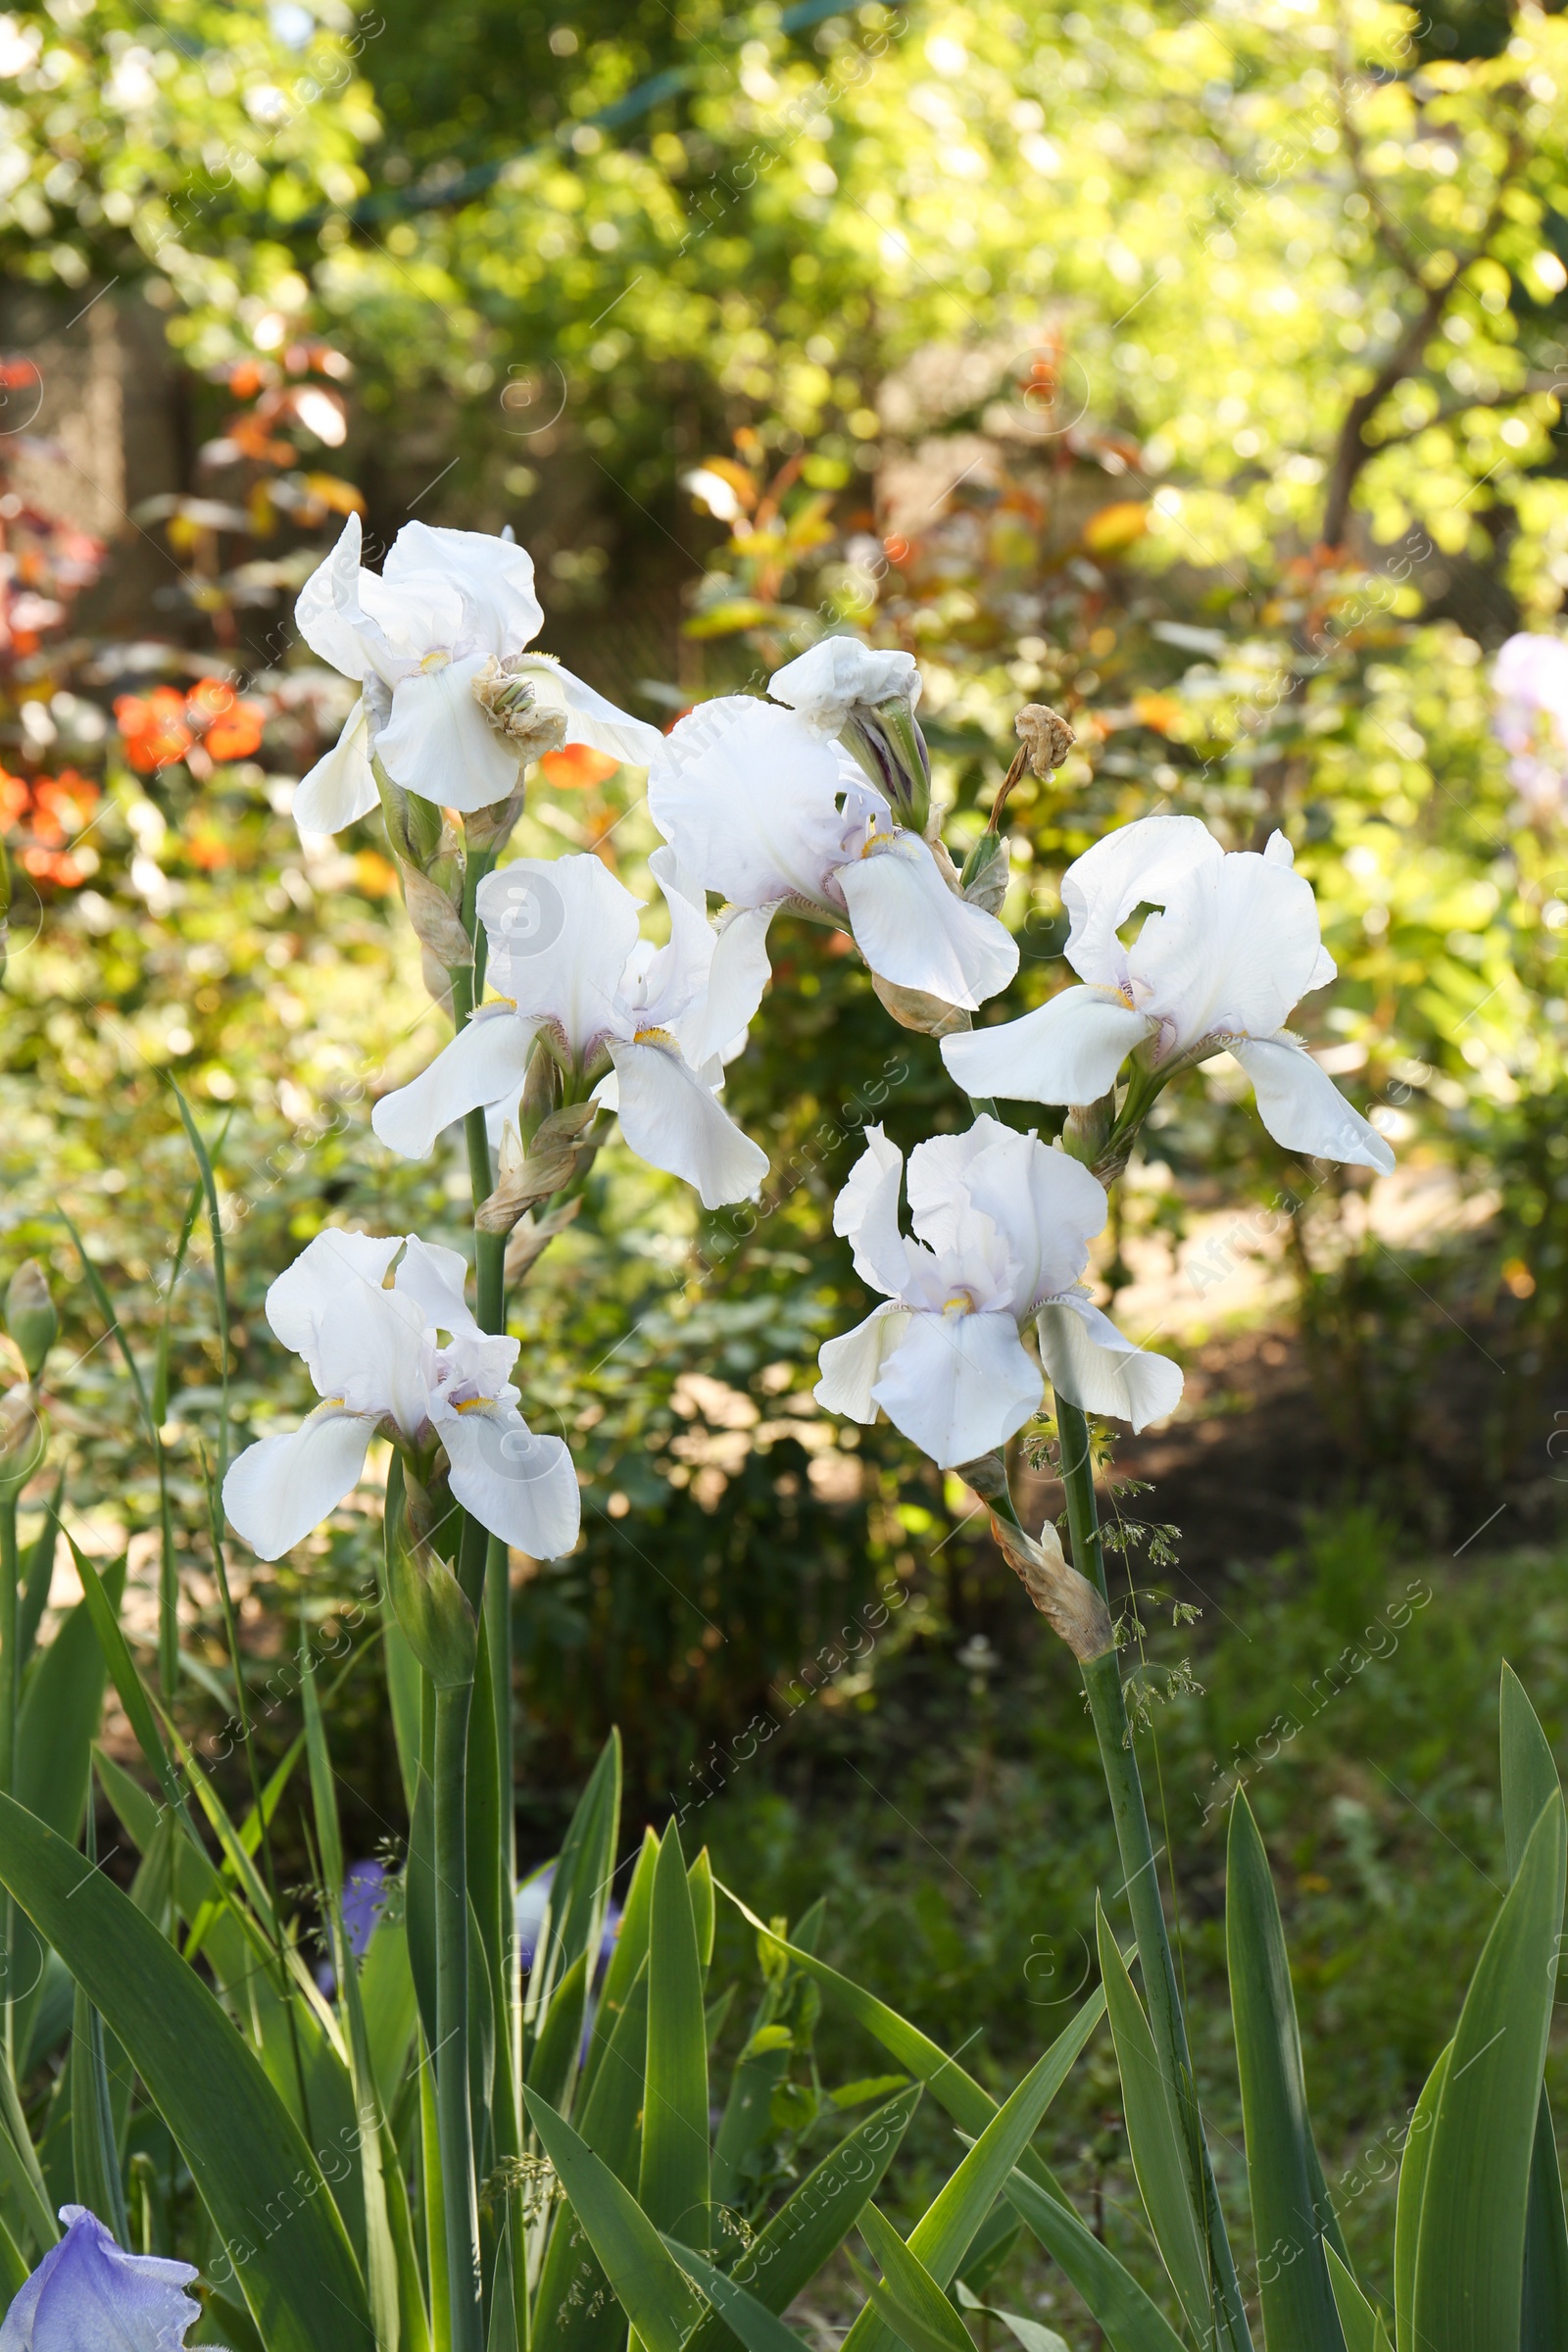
1054,1394 -> 1252,2352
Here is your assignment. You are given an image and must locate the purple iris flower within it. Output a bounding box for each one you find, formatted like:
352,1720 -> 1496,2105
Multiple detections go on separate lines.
317,1858 -> 391,1994
0,2207 -> 207,2349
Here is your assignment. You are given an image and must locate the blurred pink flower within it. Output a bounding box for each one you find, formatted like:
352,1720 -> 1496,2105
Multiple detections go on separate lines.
1493,632 -> 1568,817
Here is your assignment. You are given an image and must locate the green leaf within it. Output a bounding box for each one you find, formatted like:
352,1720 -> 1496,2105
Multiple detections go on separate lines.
1226,1793 -> 1348,2352
1500,1664 -> 1561,1880
303,1657 -> 401,2352
1393,2041 -> 1448,2352
71,1973 -> 128,2245
1323,2243 -> 1379,2352
1094,1902 -> 1209,2340
954,2286 -> 1063,2352
16,1473 -> 62,1674
362,1912 -> 418,2129
526,2092 -> 702,2352
12,1560 -> 121,2065
405,1762 -> 438,2052
716,1882 -> 1068,2201
1496,1668 -> 1568,2352
169,1082 -> 230,1482
1523,2087 -> 1568,2352
836,1986 -> 1106,2352
855,2208 -> 972,2352
527,1949 -> 591,2118
526,1732 -> 621,2035
903,1987 -> 1102,2280
1412,1792 -> 1567,2352
0,1789 -> 373,2352
663,2238 -> 809,2352
686,2083 -> 922,2352
578,1826 -> 658,2110
532,1962 -> 650,2352
1002,2170 -> 1187,2352
639,1822 -> 710,2242
688,1845 -> 715,1968
67,1537 -> 187,1829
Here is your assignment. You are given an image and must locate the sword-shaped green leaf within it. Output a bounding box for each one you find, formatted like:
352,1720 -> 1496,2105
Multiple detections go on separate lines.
1226,1793 -> 1347,2352
577,1826 -> 657,2109
855,2207 -> 971,2352
1323,2243 -> 1379,2352
526,2093 -> 702,2352
533,1963 -> 650,2352
664,2238 -> 810,2352
639,1823 -> 710,2242
1393,2042 -> 1448,2352
1003,2170 -> 1186,2352
0,1789 -> 373,2352
1094,1902 -> 1209,2339
1497,1665 -> 1568,2352
1412,1792 -> 1567,2352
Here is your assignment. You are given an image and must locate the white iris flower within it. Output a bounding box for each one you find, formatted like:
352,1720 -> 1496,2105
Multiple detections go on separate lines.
291,515 -> 663,830
371,852 -> 768,1211
815,1117 -> 1183,1468
222,1231 -> 579,1562
943,813 -> 1395,1172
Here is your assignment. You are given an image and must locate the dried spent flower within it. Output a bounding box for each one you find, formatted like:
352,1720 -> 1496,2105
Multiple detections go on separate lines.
1015,703 -> 1076,778
472,658 -> 571,762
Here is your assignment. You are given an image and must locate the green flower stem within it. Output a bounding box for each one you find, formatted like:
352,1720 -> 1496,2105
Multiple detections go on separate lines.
1054,1394 -> 1251,2352
434,1681 -> 484,2352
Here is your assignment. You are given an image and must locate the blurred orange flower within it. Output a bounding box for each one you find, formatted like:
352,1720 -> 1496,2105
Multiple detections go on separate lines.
189,676 -> 265,760
115,678 -> 266,771
2,765 -> 100,885
115,686 -> 193,772
539,744 -> 619,790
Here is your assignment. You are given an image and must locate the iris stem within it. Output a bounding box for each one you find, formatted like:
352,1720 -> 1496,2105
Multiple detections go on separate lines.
434,1682 -> 483,2352
1054,1394 -> 1251,2352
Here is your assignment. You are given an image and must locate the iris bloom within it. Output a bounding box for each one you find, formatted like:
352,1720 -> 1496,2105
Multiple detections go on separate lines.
815,1118 -> 1182,1467
371,853 -> 768,1210
648,696 -> 1017,1058
222,1231 -> 578,1562
0,2207 -> 205,2351
292,515 -> 662,831
943,815 -> 1394,1172
1493,631 -> 1568,818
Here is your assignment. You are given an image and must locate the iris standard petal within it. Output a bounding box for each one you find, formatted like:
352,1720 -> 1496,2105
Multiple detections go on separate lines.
1037,1297 -> 1183,1435
649,697 -> 852,910
952,1124 -> 1109,1312
870,1308 -> 1042,1468
814,1304 -> 913,1420
1228,1036 -> 1396,1173
836,833 -> 1018,1009
1,2207 -> 202,2352
265,1229 -> 404,1359
294,513 -> 372,680
293,698 -> 377,836
376,654 -> 525,809
222,1407 -> 378,1560
607,1038 -> 767,1207
382,521 -> 543,653
833,1125 -> 911,1298
768,640 -> 919,734
440,1407 -> 581,1558
1061,811 -> 1221,987
942,987 -> 1152,1104
1135,848 -> 1326,1053
393,1236 -> 476,1335
477,855 -> 644,1060
373,1007 -> 543,1160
